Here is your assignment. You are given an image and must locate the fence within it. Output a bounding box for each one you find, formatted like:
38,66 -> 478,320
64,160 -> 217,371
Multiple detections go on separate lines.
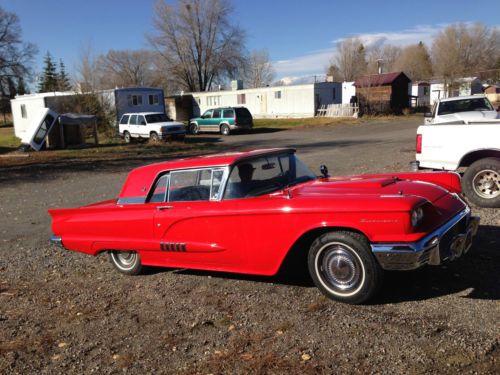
316,103 -> 359,118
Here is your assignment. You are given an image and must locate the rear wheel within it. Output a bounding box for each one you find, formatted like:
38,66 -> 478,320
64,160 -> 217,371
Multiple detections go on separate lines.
150,132 -> 160,142
109,251 -> 143,275
462,158 -> 500,208
220,124 -> 230,136
308,231 -> 383,304
189,123 -> 199,135
123,131 -> 131,143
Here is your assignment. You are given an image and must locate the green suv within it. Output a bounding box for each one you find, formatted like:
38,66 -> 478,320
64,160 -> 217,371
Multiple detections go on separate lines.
188,107 -> 253,135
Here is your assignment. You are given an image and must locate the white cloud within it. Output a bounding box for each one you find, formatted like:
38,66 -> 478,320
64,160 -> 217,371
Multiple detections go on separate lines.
273,24 -> 449,80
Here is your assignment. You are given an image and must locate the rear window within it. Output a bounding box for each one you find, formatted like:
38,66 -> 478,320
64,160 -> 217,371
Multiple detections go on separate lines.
438,98 -> 494,115
120,115 -> 130,125
235,108 -> 251,117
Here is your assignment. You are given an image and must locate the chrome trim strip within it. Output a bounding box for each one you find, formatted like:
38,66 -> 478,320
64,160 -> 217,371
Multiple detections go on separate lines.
371,207 -> 478,270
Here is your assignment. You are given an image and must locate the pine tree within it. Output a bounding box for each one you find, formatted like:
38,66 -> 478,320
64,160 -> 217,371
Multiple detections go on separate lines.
38,52 -> 58,92
58,59 -> 71,91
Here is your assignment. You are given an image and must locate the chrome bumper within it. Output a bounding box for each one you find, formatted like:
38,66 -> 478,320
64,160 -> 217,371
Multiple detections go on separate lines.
371,208 -> 480,271
50,235 -> 63,247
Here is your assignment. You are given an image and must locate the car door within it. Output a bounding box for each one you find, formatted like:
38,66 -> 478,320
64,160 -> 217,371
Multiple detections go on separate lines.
137,115 -> 148,137
152,167 -> 246,269
199,110 -> 212,130
129,114 -> 139,136
210,109 -> 221,131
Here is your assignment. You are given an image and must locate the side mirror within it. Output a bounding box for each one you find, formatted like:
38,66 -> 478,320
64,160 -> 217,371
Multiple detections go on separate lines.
424,112 -> 433,118
320,164 -> 329,178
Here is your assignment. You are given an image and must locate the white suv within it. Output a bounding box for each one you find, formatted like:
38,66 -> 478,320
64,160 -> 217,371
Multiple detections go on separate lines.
118,112 -> 186,142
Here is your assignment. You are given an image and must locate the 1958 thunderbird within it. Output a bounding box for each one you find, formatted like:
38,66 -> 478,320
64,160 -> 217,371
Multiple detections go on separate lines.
49,148 -> 480,304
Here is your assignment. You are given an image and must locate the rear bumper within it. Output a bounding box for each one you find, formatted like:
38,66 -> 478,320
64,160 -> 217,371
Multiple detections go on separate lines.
371,207 -> 480,271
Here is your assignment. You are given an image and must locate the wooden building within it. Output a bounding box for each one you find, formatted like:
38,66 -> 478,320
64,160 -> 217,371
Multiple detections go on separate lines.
354,72 -> 411,114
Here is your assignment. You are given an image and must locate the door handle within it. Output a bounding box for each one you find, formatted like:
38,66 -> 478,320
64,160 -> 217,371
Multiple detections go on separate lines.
157,205 -> 174,210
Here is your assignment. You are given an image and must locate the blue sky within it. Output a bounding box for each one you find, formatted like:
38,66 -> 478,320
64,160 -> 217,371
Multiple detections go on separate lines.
3,0 -> 500,83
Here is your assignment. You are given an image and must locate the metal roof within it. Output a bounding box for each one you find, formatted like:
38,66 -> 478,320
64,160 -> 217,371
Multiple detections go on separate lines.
354,72 -> 409,87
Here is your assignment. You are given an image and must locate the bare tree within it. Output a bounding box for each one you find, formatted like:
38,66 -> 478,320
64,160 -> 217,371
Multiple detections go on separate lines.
148,0 -> 246,92
242,49 -> 275,88
394,42 -> 432,81
74,41 -> 100,92
0,6 -> 37,94
432,23 -> 500,82
329,37 -> 367,81
97,49 -> 158,88
366,44 -> 401,74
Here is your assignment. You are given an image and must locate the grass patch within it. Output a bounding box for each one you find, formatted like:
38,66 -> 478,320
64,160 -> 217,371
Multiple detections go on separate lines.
0,124 -> 20,153
253,117 -> 359,129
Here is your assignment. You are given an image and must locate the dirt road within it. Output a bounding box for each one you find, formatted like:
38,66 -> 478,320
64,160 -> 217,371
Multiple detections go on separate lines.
1,117 -> 498,374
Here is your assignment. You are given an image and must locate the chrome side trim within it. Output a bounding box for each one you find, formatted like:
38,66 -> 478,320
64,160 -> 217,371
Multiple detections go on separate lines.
371,208 -> 479,271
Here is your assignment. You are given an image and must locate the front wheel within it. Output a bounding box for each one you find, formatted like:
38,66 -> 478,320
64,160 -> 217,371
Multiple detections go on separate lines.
220,124 -> 230,136
462,158 -> 500,208
189,123 -> 199,135
308,231 -> 383,304
109,250 -> 143,275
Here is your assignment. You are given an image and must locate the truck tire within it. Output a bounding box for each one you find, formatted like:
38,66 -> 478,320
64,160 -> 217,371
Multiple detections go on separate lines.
462,157 -> 500,208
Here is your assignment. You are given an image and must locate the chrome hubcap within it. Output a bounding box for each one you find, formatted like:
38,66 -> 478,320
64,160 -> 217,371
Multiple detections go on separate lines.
112,251 -> 137,270
318,244 -> 362,292
473,169 -> 500,199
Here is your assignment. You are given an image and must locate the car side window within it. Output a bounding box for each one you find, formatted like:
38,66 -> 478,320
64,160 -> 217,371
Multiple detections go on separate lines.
167,169 -> 224,202
149,175 -> 169,203
223,109 -> 235,118
129,115 -> 138,125
212,109 -> 221,118
120,115 -> 130,125
203,110 -> 213,119
138,115 -> 146,125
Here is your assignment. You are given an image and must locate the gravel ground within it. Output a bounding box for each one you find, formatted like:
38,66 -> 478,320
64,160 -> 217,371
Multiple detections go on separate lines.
0,119 -> 499,374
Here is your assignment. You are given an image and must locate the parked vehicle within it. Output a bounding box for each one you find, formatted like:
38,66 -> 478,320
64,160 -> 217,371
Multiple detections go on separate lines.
188,107 -> 253,135
424,95 -> 499,124
118,112 -> 186,142
49,148 -> 479,304
414,119 -> 500,207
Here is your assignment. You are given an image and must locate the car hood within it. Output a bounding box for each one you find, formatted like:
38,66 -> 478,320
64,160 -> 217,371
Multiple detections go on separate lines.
435,110 -> 499,123
293,176 -> 449,203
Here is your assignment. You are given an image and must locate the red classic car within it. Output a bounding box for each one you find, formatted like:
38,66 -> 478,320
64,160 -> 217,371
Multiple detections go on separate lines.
49,148 -> 480,304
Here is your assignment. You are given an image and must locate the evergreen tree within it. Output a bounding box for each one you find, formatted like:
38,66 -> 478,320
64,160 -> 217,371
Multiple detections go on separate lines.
38,52 -> 58,92
58,59 -> 71,91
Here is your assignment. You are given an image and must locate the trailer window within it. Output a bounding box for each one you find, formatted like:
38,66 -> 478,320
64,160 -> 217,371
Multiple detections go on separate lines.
148,94 -> 159,105
21,104 -> 27,119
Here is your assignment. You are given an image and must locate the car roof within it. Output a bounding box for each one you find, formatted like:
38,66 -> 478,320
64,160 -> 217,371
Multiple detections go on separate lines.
119,148 -> 295,199
121,112 -> 165,116
439,95 -> 487,102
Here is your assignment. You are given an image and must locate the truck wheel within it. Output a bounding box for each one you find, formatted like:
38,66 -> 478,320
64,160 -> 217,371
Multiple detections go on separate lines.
189,123 -> 199,135
308,231 -> 383,304
109,251 -> 143,275
150,132 -> 160,142
462,158 -> 500,208
220,124 -> 230,136
123,131 -> 131,143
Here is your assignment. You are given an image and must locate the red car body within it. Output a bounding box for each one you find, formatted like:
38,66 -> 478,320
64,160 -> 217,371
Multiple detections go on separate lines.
49,148 -> 479,303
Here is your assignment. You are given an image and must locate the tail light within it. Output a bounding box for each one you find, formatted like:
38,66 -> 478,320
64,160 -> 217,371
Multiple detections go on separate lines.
416,134 -> 422,154
234,118 -> 238,125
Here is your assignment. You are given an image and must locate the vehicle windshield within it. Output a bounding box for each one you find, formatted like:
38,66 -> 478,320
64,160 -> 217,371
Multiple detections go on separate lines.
145,114 -> 172,123
223,153 -> 316,199
438,98 -> 494,115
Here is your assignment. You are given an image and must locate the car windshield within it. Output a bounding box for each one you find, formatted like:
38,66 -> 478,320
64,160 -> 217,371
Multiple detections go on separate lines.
438,98 -> 494,115
145,114 -> 172,123
223,153 -> 316,199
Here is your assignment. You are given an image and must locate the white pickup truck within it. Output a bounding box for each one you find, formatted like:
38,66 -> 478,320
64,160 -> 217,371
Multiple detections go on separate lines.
414,118 -> 500,208
424,95 -> 499,124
